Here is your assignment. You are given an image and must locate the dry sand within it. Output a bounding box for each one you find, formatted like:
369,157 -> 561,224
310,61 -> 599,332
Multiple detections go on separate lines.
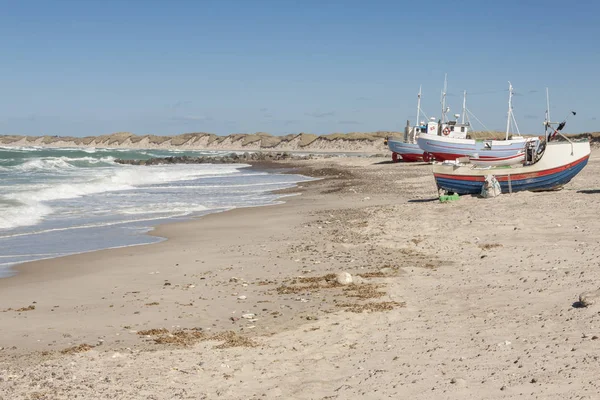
2,153 -> 600,399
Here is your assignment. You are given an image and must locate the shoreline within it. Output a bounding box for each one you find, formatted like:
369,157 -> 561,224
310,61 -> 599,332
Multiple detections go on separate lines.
3,154 -> 600,398
0,160 -> 342,352
0,161 -> 316,279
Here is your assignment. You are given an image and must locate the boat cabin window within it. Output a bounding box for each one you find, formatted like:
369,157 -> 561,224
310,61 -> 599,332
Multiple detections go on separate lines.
461,127 -> 465,132
450,126 -> 454,131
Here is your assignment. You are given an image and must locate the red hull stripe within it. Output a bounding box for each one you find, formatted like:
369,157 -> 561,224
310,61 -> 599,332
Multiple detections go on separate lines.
430,152 -> 466,161
470,153 -> 524,162
433,155 -> 590,182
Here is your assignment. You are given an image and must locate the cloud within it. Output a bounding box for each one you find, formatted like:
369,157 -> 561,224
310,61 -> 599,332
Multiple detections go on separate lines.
338,120 -> 362,125
260,107 -> 268,112
264,114 -> 273,118
524,114 -> 538,120
592,117 -> 597,121
306,111 -> 335,118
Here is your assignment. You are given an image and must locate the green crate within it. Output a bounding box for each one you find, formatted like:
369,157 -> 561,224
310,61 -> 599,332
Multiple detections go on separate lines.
439,193 -> 460,202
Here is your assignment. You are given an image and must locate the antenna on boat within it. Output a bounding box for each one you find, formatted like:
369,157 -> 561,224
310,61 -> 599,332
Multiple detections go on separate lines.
416,85 -> 422,125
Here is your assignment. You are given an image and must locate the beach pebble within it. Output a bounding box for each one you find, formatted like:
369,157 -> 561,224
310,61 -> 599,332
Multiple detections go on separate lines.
578,289 -> 600,307
450,377 -> 466,386
237,295 -> 247,300
241,313 -> 255,319
335,272 -> 353,285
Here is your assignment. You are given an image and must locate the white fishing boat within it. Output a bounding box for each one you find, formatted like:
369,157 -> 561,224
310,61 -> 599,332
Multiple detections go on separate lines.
433,90 -> 588,194
385,86 -> 430,162
418,79 -> 538,162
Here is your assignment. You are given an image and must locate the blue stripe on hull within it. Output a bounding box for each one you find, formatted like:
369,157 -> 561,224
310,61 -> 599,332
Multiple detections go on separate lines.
434,158 -> 589,195
388,141 -> 422,155
418,138 -> 528,158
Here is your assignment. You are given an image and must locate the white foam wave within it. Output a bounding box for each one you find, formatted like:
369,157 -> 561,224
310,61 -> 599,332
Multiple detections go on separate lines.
0,145 -> 43,152
149,181 -> 298,189
118,203 -> 210,215
6,164 -> 243,204
0,201 -> 52,230
59,156 -> 116,164
0,209 -> 222,240
10,156 -> 117,172
15,158 -> 76,172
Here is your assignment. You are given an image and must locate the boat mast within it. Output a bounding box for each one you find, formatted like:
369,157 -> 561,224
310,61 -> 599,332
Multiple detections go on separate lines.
546,87 -> 551,124
461,90 -> 467,124
416,85 -> 422,125
544,87 -> 550,141
441,74 -> 448,122
505,81 -> 514,140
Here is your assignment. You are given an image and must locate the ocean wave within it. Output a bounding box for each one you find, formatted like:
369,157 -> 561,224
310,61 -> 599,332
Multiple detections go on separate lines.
0,145 -> 43,152
15,158 -> 77,172
0,208 -> 221,239
0,200 -> 53,230
11,156 -> 117,171
148,181 -> 298,190
5,164 -> 243,204
118,203 -> 211,215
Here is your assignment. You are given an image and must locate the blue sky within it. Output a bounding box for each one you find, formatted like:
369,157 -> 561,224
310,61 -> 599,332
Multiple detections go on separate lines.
0,0 -> 598,136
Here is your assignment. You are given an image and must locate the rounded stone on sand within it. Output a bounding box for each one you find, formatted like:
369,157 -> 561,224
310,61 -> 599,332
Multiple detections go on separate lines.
336,272 -> 353,285
578,289 -> 600,307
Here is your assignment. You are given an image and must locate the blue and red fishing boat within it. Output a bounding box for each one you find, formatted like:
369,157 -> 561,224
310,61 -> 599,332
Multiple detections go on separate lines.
433,98 -> 588,195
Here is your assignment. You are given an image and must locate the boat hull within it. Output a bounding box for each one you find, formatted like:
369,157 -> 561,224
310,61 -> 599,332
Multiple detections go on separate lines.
387,138 -> 423,162
417,134 -> 534,161
468,152 -> 525,167
432,141 -> 590,194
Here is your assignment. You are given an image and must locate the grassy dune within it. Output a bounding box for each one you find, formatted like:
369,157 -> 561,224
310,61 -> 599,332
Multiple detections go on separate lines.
2,130 -> 599,149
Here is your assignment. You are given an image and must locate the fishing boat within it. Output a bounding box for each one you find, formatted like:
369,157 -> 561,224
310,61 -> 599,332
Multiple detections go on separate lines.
417,80 -> 538,162
433,92 -> 589,195
386,86 -> 430,162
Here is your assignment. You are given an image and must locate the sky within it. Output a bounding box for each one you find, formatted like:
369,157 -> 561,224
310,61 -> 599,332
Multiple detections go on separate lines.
0,0 -> 598,137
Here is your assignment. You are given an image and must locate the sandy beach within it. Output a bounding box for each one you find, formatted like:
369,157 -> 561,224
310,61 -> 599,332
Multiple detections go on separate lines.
2,153 -> 600,399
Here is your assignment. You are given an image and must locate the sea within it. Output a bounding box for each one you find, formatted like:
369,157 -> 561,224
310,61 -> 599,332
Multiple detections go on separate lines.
0,146 -> 313,278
